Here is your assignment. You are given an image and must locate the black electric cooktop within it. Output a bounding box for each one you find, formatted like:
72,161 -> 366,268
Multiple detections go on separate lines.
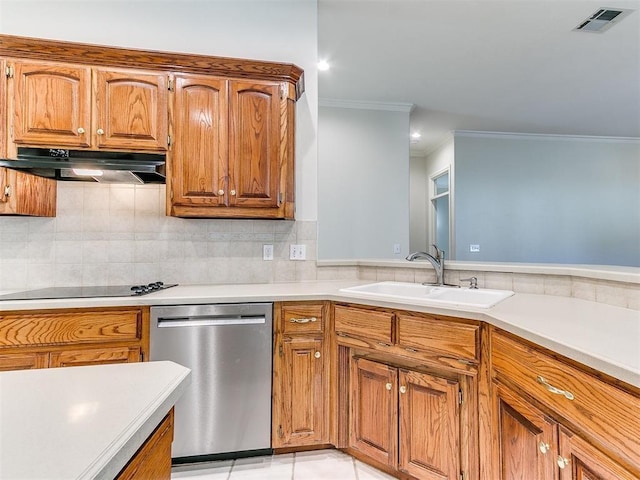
0,282 -> 178,301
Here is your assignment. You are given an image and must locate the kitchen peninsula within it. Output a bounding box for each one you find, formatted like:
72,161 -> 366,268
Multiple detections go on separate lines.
0,360 -> 190,480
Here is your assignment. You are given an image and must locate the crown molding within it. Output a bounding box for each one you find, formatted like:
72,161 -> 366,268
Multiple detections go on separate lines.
319,98 -> 414,113
454,130 -> 640,144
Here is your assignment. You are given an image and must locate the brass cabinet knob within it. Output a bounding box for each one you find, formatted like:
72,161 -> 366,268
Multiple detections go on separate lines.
77,127 -> 85,134
385,383 -> 392,391
399,386 -> 407,394
539,442 -> 550,454
230,190 -> 236,196
217,190 -> 225,196
557,456 -> 570,469
96,128 -> 104,135
314,351 -> 321,359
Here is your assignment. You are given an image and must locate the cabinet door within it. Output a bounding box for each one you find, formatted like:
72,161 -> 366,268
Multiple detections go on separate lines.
398,369 -> 461,480
170,74 -> 228,207
11,60 -> 92,147
558,428 -> 637,480
274,336 -> 326,447
0,167 -> 56,216
49,346 -> 141,367
495,383 -> 558,480
228,81 -> 281,209
94,69 -> 168,151
350,358 -> 398,469
0,352 -> 48,371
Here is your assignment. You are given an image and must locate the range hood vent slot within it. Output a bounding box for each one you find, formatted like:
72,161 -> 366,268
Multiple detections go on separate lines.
0,147 -> 166,184
574,8 -> 634,33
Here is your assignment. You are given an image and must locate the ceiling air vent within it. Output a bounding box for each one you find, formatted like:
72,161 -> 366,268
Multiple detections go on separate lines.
574,8 -> 634,33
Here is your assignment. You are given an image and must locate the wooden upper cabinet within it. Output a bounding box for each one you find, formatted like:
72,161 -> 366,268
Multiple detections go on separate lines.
94,69 -> 168,151
229,81 -> 281,209
170,74 -> 228,207
11,60 -> 92,148
169,77 -> 294,219
7,59 -> 167,153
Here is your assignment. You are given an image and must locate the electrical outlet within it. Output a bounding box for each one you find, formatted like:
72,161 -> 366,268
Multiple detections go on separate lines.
393,243 -> 401,254
263,244 -> 274,261
470,244 -> 480,253
289,244 -> 306,260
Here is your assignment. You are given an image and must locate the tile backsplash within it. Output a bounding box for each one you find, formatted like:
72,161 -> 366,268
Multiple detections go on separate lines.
0,182 -> 636,310
0,183 -> 320,291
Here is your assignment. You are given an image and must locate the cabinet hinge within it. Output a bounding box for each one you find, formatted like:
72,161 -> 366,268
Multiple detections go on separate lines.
168,77 -> 174,91
278,192 -> 284,205
140,351 -> 144,362
460,472 -> 465,480
277,425 -> 284,438
5,65 -> 14,78
280,83 -> 287,100
279,344 -> 283,357
167,135 -> 172,147
458,388 -> 463,405
3,185 -> 11,198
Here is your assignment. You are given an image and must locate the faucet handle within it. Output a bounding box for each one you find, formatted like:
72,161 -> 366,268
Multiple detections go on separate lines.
432,244 -> 445,261
460,277 -> 478,289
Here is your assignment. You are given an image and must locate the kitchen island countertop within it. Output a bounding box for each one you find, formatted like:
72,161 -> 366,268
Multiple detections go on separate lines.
0,360 -> 191,480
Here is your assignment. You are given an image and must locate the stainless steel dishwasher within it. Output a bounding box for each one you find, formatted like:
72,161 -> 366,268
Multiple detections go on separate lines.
150,303 -> 273,463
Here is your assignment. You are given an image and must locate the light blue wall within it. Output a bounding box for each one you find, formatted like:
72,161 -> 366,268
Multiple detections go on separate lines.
454,134 -> 640,266
318,105 -> 410,259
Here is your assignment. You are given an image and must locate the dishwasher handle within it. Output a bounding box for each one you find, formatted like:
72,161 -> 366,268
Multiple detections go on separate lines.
157,315 -> 266,328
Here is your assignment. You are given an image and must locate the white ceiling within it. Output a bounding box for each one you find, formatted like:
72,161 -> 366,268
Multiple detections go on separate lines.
318,0 -> 640,153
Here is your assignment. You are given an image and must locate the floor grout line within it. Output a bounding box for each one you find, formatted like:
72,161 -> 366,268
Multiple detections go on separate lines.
352,455 -> 360,480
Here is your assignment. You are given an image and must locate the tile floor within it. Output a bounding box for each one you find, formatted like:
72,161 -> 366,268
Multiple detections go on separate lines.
171,449 -> 396,480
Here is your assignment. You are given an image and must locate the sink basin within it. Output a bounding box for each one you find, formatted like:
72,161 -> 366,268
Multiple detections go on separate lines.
339,281 -> 514,308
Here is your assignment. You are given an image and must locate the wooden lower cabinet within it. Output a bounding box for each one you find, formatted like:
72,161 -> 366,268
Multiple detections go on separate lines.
0,306 -> 149,371
495,383 -> 558,480
350,357 -> 461,480
116,409 -> 174,480
272,302 -> 329,448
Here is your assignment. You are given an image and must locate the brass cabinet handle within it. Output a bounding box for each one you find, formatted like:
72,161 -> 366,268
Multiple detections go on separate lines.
77,127 -> 85,134
290,317 -> 317,324
539,441 -> 550,454
399,386 -> 407,394
385,382 -> 392,391
537,376 -> 575,400
314,351 -> 321,359
217,189 -> 225,196
230,189 -> 236,196
96,128 -> 104,135
557,456 -> 570,469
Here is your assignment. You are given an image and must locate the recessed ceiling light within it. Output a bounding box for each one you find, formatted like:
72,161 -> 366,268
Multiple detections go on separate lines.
318,60 -> 330,71
411,132 -> 422,139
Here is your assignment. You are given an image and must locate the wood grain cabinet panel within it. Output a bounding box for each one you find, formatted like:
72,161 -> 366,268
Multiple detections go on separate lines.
398,369 -> 460,480
491,331 -> 640,472
558,428 -> 637,480
10,60 -> 92,148
334,305 -> 393,346
94,68 -> 168,151
0,352 -> 48,371
49,346 -> 141,367
272,302 -> 328,448
170,74 -> 228,208
495,383 -> 558,480
0,167 -> 56,216
116,409 -> 174,480
350,357 -> 398,469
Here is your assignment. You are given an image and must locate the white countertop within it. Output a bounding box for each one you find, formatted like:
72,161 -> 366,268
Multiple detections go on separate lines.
0,281 -> 638,388
0,361 -> 191,480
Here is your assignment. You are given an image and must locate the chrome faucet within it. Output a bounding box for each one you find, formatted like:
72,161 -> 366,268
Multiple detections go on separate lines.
406,244 -> 446,286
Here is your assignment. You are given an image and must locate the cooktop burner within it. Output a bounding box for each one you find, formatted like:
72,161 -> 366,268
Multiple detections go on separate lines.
0,282 -> 178,301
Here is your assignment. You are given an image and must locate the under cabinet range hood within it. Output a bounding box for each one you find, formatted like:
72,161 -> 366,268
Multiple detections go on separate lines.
0,147 -> 166,184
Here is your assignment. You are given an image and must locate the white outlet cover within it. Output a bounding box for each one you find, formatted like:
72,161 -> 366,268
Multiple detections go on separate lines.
393,243 -> 401,254
289,244 -> 307,260
263,244 -> 274,261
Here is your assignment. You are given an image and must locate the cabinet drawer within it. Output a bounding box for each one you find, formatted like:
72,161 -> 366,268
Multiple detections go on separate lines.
0,308 -> 142,347
49,346 -> 141,367
282,303 -> 324,334
492,330 -> 640,470
0,352 -> 48,371
334,305 -> 393,345
396,313 -> 479,362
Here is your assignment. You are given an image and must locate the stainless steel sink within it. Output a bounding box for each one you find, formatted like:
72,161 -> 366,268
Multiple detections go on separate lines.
339,281 -> 514,308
